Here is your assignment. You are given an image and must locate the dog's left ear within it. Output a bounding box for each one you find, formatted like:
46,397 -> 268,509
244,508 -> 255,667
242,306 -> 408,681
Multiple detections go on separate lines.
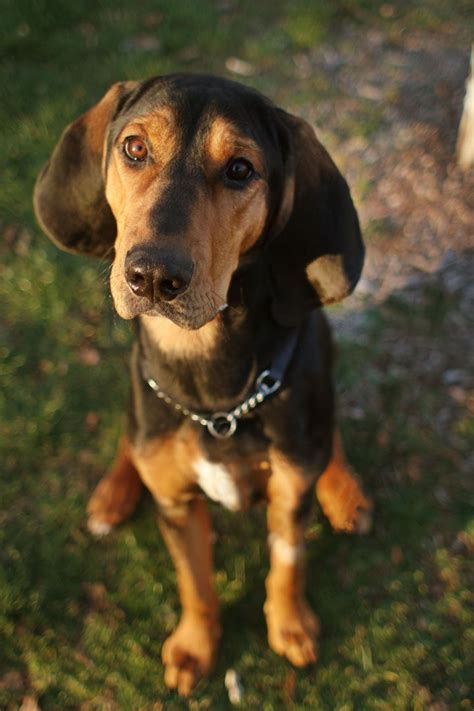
268,110 -> 364,326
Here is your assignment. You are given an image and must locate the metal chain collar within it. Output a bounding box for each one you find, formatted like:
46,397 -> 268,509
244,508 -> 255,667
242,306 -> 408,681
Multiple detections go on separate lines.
144,369 -> 281,439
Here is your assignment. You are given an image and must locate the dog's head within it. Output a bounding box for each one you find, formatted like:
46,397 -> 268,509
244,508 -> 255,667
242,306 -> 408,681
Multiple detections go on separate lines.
34,74 -> 363,328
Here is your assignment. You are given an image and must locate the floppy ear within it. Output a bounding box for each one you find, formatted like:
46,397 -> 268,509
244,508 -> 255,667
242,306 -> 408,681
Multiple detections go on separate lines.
34,81 -> 138,258
268,111 -> 364,326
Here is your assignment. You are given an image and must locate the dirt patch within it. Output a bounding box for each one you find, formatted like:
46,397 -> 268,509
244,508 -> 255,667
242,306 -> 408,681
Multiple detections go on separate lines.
291,26 -> 473,303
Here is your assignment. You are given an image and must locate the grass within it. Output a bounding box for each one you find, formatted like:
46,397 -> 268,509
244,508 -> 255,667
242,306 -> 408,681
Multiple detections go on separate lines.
1,1 -> 473,708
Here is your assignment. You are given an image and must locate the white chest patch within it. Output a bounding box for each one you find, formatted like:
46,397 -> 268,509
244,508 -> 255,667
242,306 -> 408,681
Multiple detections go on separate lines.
193,457 -> 241,511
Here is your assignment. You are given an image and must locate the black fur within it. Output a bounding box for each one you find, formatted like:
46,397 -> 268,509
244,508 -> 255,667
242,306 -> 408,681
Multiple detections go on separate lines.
35,73 -> 363,488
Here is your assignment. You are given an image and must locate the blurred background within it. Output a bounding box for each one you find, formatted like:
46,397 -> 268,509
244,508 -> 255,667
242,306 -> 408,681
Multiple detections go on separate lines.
1,1 -> 473,709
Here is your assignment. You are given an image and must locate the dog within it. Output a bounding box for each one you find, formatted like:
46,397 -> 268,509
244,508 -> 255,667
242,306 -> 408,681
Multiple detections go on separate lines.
34,74 -> 373,696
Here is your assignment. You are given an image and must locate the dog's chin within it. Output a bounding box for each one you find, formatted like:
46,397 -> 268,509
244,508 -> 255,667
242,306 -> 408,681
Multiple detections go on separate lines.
114,293 -> 227,330
141,305 -> 215,330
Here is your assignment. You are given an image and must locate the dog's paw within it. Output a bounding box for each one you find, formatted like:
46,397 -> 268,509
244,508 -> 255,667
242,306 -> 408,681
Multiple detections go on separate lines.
316,470 -> 373,534
349,500 -> 373,535
265,597 -> 320,667
162,614 -> 220,696
87,516 -> 113,537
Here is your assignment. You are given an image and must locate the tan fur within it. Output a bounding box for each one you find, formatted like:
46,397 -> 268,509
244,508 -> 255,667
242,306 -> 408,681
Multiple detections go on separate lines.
204,117 -> 268,255
87,436 -> 143,532
130,429 -> 220,696
87,424 -> 370,691
271,171 -> 295,236
138,107 -> 180,165
105,112 -> 268,328
177,171 -> 267,313
140,313 -> 222,358
105,112 -> 178,215
206,116 -> 265,172
106,108 -> 181,319
305,254 -> 350,304
264,449 -> 320,666
130,427 -> 201,505
316,429 -> 373,533
36,78 -> 368,696
33,82 -> 138,259
84,81 -> 138,159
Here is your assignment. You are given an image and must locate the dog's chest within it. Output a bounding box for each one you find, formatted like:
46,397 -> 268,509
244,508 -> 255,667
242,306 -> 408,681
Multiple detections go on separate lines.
192,444 -> 270,511
193,458 -> 241,510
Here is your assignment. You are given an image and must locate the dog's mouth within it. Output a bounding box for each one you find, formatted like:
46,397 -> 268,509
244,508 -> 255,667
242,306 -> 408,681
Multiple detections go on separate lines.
140,300 -> 228,330
112,284 -> 228,329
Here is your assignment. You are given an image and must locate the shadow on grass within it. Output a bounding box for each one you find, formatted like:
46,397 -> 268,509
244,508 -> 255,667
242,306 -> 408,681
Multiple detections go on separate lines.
2,250 -> 472,709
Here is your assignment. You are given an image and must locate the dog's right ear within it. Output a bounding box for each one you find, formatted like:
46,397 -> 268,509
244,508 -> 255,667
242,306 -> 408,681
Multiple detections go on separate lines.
34,81 -> 138,258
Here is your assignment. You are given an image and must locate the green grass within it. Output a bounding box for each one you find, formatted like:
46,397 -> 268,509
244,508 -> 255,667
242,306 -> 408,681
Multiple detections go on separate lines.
1,1 -> 473,708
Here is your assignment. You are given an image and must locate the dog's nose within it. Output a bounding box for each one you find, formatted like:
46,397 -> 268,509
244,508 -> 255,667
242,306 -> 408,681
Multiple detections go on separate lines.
125,247 -> 194,303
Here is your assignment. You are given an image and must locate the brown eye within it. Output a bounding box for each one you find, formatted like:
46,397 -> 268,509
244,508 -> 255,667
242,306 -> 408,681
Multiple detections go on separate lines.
124,136 -> 148,162
225,157 -> 254,183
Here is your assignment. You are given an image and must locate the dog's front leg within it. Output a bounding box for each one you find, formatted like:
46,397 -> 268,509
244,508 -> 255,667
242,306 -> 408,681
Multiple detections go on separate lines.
158,496 -> 220,696
264,448 -> 320,667
132,438 -> 220,696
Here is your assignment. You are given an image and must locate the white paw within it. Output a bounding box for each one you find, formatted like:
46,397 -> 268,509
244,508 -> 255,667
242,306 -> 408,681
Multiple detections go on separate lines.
87,517 -> 113,537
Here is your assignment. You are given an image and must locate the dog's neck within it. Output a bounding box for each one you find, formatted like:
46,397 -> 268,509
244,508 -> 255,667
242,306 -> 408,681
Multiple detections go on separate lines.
138,309 -> 256,412
136,261 -> 284,411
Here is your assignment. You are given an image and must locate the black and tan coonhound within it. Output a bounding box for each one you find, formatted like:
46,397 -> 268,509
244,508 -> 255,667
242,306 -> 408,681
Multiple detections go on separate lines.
34,74 -> 372,696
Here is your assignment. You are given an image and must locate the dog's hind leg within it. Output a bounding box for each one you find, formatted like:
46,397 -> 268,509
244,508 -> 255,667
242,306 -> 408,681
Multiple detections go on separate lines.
87,436 -> 144,536
316,427 -> 372,534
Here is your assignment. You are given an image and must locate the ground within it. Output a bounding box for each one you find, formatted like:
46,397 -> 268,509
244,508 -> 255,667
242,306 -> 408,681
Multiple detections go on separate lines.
0,1 -> 473,709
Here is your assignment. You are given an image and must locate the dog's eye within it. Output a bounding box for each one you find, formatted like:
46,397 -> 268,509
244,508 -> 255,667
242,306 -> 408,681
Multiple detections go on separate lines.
225,158 -> 254,183
123,137 -> 148,162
